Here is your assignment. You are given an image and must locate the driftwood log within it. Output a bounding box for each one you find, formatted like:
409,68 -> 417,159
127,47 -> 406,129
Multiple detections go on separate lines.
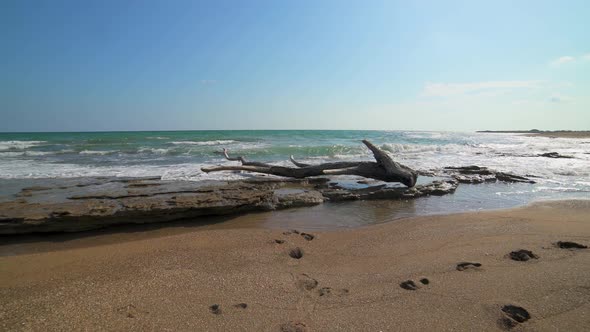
201,140 -> 418,187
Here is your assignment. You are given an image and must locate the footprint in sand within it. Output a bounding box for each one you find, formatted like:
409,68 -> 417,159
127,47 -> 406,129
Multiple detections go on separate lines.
289,247 -> 304,259
280,321 -> 307,332
318,287 -> 349,297
296,273 -> 319,291
509,249 -> 538,261
400,278 -> 430,290
419,278 -> 430,285
282,230 -> 315,241
116,304 -> 148,318
456,262 -> 482,271
300,232 -> 315,241
274,239 -> 285,244
209,304 -> 222,315
233,303 -> 248,309
210,303 -> 248,314
556,241 -> 587,249
499,304 -> 531,329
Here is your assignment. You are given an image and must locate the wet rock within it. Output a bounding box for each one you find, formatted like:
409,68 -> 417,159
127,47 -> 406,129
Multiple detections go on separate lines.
444,166 -> 535,184
273,189 -> 325,209
0,178 -> 326,234
356,180 -> 459,200
445,166 -> 493,175
319,189 -> 360,201
538,152 -> 573,159
495,172 -> 536,184
0,176 -> 461,234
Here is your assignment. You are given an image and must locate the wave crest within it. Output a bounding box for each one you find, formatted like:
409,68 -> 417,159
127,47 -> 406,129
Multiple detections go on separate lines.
0,140 -> 47,151
171,140 -> 236,146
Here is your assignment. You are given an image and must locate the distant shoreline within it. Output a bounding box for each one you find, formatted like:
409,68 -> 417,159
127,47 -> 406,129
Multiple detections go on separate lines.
477,130 -> 590,138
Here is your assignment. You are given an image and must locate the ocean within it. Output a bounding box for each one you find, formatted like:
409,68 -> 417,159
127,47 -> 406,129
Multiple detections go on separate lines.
1,130 -> 588,225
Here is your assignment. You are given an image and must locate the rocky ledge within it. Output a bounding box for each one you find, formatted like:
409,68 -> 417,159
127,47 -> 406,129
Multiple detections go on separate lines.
0,176 -> 459,234
442,166 -> 536,184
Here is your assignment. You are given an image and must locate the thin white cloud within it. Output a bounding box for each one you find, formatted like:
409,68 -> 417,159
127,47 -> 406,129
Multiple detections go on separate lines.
421,81 -> 542,97
551,56 -> 575,66
550,53 -> 590,66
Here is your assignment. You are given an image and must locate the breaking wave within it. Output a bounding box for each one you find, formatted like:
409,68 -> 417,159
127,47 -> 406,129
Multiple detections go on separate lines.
171,140 -> 237,146
0,140 -> 47,151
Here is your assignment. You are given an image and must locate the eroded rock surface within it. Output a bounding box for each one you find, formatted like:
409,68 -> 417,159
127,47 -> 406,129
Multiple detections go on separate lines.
0,176 -> 459,234
443,166 -> 535,184
538,152 -> 573,159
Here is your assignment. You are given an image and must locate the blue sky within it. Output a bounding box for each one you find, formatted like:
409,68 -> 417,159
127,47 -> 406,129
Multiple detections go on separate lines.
1,0 -> 588,132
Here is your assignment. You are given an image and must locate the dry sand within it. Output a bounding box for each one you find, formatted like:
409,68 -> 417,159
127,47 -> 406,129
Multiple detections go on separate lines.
1,200 -> 589,331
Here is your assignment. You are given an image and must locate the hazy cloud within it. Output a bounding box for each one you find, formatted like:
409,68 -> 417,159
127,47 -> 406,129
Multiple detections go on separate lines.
550,53 -> 590,66
421,81 -> 542,97
551,56 -> 575,66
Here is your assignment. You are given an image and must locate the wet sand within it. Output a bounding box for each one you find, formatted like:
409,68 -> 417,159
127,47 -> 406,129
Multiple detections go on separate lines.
1,200 -> 589,331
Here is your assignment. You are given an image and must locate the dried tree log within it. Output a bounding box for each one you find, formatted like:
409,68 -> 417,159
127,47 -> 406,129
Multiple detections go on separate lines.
202,140 -> 418,187
222,148 -> 270,167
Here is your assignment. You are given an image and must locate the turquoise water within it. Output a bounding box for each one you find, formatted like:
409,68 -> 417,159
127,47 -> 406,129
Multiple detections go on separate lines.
0,130 -> 588,194
1,130 -> 589,226
0,130 -> 468,163
0,130 -> 476,178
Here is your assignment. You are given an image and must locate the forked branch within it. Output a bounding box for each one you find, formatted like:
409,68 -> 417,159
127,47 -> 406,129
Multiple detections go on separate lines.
202,140 -> 418,187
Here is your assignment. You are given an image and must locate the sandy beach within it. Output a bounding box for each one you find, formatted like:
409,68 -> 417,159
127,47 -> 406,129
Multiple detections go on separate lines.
1,199 -> 589,331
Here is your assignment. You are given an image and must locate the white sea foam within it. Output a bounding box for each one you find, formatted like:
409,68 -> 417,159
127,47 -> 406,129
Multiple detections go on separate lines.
79,150 -> 113,155
0,152 -> 25,157
533,186 -> 590,193
0,150 -> 70,157
138,148 -> 170,155
23,151 -> 54,156
171,140 -> 237,146
0,159 -> 280,182
0,140 -> 47,151
1,133 -> 589,200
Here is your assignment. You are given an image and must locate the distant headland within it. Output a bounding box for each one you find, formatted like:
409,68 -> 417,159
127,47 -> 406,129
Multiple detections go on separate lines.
477,130 -> 590,138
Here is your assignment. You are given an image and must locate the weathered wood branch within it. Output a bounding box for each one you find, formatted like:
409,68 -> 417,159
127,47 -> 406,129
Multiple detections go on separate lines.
202,140 -> 418,187
222,148 -> 272,167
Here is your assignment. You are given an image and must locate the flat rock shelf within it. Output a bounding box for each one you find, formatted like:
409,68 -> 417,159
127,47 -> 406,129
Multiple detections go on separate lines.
0,176 -> 459,234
